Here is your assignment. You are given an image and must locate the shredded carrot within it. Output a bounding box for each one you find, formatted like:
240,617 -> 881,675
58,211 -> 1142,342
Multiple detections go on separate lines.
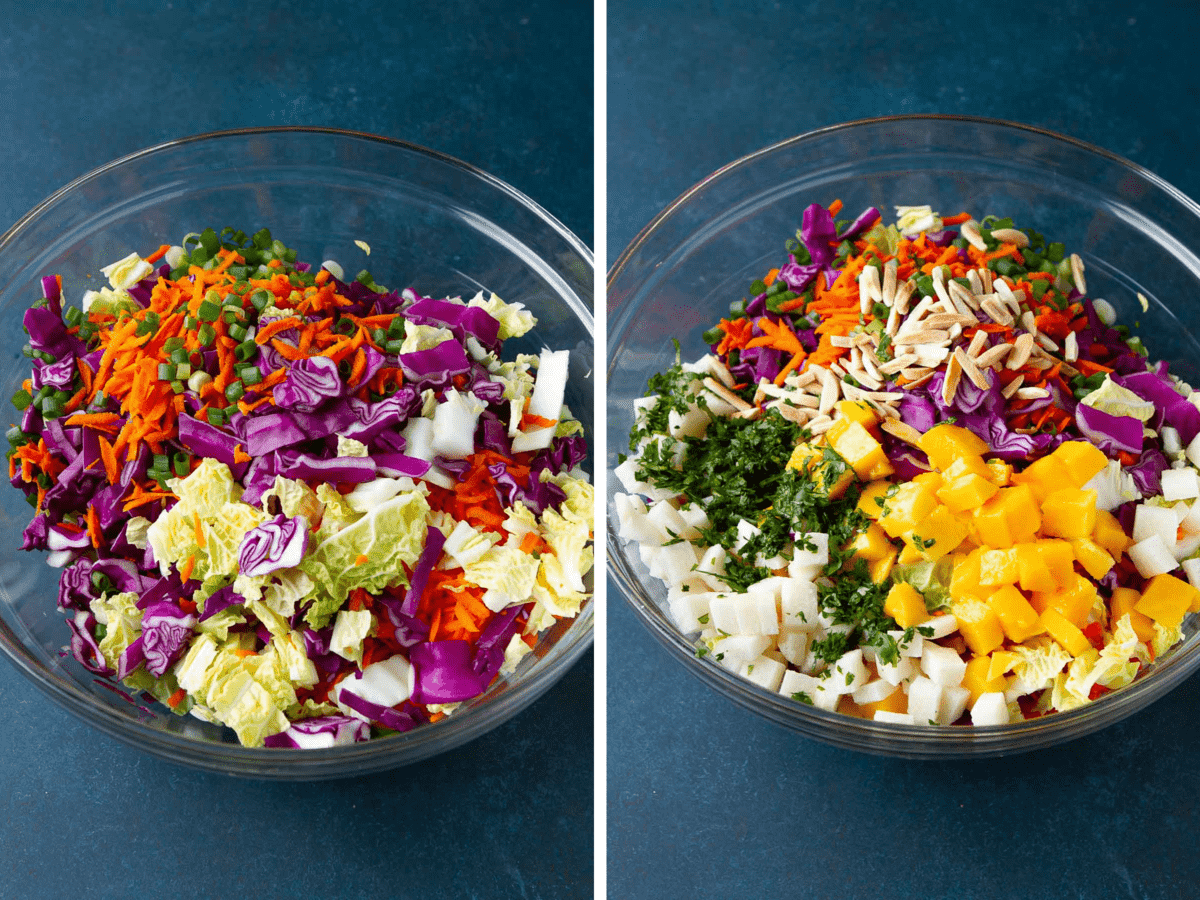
255,316 -> 304,345
827,198 -> 843,217
193,512 -> 206,548
144,244 -> 171,264
86,506 -> 102,549
354,553 -> 369,566
179,555 -> 196,583
940,212 -> 972,225
166,688 -> 188,709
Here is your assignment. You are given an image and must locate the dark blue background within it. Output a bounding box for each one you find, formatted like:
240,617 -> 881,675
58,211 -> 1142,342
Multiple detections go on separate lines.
0,3 -> 593,899
608,3 -> 1200,898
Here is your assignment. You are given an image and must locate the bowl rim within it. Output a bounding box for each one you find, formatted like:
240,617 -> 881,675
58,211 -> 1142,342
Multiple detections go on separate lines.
0,126 -> 595,776
605,113 -> 1200,756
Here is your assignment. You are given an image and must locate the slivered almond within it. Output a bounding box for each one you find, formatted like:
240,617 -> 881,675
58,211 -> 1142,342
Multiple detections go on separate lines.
859,264 -> 882,313
991,227 -> 1030,248
818,372 -> 840,415
1070,253 -> 1087,295
896,328 -> 951,345
1064,331 -> 1079,363
893,280 -> 916,315
1034,333 -> 1060,352
1020,311 -> 1038,336
885,302 -> 901,337
973,343 -> 1011,370
881,418 -> 925,445
922,312 -> 976,329
966,269 -> 983,295
882,259 -> 898,307
948,280 -> 980,314
775,402 -> 811,425
1001,374 -> 1024,398
829,334 -> 855,348
942,353 -> 963,405
1007,333 -> 1035,369
960,221 -> 987,251
966,330 -> 989,358
900,369 -> 936,389
980,297 -> 1014,326
703,377 -> 751,411
792,369 -> 817,388
878,352 -> 919,375
978,266 -> 993,294
807,414 -> 834,435
1015,387 -> 1050,400
954,346 -> 992,390
786,392 -> 820,408
733,406 -> 763,420
859,348 -> 883,382
912,347 -> 950,367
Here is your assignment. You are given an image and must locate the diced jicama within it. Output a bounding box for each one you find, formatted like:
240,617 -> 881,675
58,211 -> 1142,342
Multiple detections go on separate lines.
1134,504 -> 1179,549
877,655 -> 916,686
735,591 -> 779,636
922,615 -> 959,640
942,685 -> 970,724
1129,534 -> 1180,578
779,669 -> 821,701
852,678 -> 898,706
1182,557 -> 1200,590
971,691 -> 1011,726
677,503 -> 711,534
874,711 -> 914,724
891,628 -> 923,658
921,643 -> 967,687
656,541 -> 700,586
1161,426 -> 1183,456
811,677 -> 840,711
777,627 -> 811,667
614,494 -> 660,545
711,634 -> 771,671
511,349 -> 569,452
780,579 -> 820,630
830,649 -> 869,695
695,544 -> 729,591
645,498 -> 695,543
668,404 -> 711,440
739,655 -> 785,692
907,676 -> 943,725
1188,431 -> 1200,469
430,389 -> 485,459
789,532 -> 829,581
668,591 -> 714,634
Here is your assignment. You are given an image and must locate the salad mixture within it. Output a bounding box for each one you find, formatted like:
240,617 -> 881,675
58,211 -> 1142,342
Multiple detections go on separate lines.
616,202 -> 1200,726
10,227 -> 592,747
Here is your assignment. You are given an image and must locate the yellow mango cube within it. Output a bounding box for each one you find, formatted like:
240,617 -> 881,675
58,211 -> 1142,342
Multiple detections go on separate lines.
985,458 -> 1014,486
884,582 -> 929,629
863,686 -> 907,716
1039,607 -> 1093,657
986,649 -> 1020,682
1041,488 -> 1098,540
906,505 -> 969,561
952,597 -> 1006,656
941,455 -> 995,482
829,420 -> 895,480
1012,454 -> 1075,504
897,541 -> 924,565
988,584 -> 1045,643
1093,509 -> 1132,557
974,484 -> 1041,548
963,655 -> 1009,704
879,482 -> 939,538
835,400 -> 880,433
847,522 -> 894,562
919,423 -> 990,472
938,472 -> 1000,514
1070,537 -> 1115,581
1110,587 -> 1156,643
1033,539 -> 1076,591
1050,441 -> 1109,487
1014,543 -> 1058,594
1135,573 -> 1200,629
978,548 -> 1020,588
869,549 -> 898,585
913,471 -> 944,491
949,549 -> 983,601
787,443 -> 855,499
1029,573 -> 1098,630
857,480 -> 893,521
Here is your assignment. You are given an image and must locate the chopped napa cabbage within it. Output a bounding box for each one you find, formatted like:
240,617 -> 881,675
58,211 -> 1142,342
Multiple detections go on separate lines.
330,608 -> 374,665
300,490 -> 430,628
1153,621 -> 1184,658
442,518 -> 500,569
89,590 -> 143,670
100,252 -> 155,290
894,205 -> 942,237
1010,639 -> 1073,696
261,475 -> 324,524
488,355 -> 538,402
890,557 -> 954,612
1082,459 -> 1141,510
500,632 -> 534,675
81,286 -> 139,318
549,472 -> 594,525
463,543 -> 542,612
196,607 -> 247,641
502,501 -> 540,541
555,412 -> 585,438
399,323 -> 455,354
1051,663 -> 1093,713
523,600 -> 558,635
467,290 -> 536,339
124,516 -> 152,550
533,552 -> 590,618
540,505 -> 592,595
313,483 -> 361,542
1080,375 -> 1156,423
337,435 -> 369,458
861,221 -> 903,256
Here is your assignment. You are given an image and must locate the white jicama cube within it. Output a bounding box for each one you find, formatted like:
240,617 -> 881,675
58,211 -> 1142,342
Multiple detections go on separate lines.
613,456 -> 676,502
739,655 -> 786,692
711,634 -> 772,671
1129,534 -> 1181,578
780,669 -> 821,702
877,655 -> 916,686
526,348 -> 569,420
811,677 -> 841,711
921,644 -> 967,687
891,629 -> 923,658
906,676 -> 943,725
852,678 -> 898,706
874,711 -> 914,725
677,503 -> 711,534
1182,557 -> 1200,590
734,592 -> 780,636
922,615 -> 960,640
831,649 -> 869,695
941,685 -> 970,725
1188,431 -> 1200,469
779,579 -> 820,630
430,389 -> 485,459
790,532 -> 829,568
638,543 -> 662,577
1133,504 -> 1179,551
614,494 -> 660,545
668,404 -> 711,440
971,692 -> 1011,726
657,541 -> 700,587
707,595 -> 740,635
777,627 -> 811,667
747,576 -> 789,601
646,498 -> 694,543
695,544 -> 729,591
668,591 -> 714,634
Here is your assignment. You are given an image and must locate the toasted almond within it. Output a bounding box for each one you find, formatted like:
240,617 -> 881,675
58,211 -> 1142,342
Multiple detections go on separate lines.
991,227 -> 1030,248
1034,333 -> 1060,352
787,391 -> 820,408
922,312 -> 976,330
1001,374 -> 1025,399
1020,311 -> 1038,336
881,418 -> 925,445
966,329 -> 989,358
1070,253 -> 1087,295
978,266 -> 993,294
980,297 -> 1014,327
912,347 -> 951,368
775,402 -> 811,425
1007,332 -> 1035,370
859,348 -> 883,382
807,414 -> 834,435
942,353 -> 963,405
973,343 -> 1011,370
896,328 -> 951,345
862,390 -> 905,402
703,377 -> 752,411
791,369 -> 817,388
948,280 -> 981,314
881,259 -> 898,307
960,220 -> 987,251
1064,330 -> 1079,363
878,352 -> 919,375
966,269 -> 984,295
955,346 -> 992,390
829,334 -> 855,348
733,406 -> 763,420
818,372 -> 840,415
906,295 -> 936,323
859,264 -> 882,313
1015,386 -> 1050,400
900,368 -> 937,389
707,356 -> 735,387
885,301 -> 901,337
893,280 -> 916,315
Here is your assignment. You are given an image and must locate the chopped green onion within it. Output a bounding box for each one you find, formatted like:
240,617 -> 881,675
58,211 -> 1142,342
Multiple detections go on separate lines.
225,381 -> 244,403
198,323 -> 217,346
234,341 -> 258,362
158,363 -> 176,381
240,368 -> 262,386
197,300 -> 221,322
228,323 -> 248,342
172,452 -> 191,477
11,390 -> 31,411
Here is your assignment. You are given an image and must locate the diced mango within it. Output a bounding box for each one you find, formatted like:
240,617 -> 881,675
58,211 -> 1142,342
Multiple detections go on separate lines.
1013,543 -> 1058,594
846,522 -> 894,562
974,484 -> 1041,548
1040,488 -> 1098,540
863,686 -> 907,716
941,455 -> 994,482
897,541 -> 924,565
1093,509 -> 1132,557
835,400 -> 880,433
857,480 -> 893,521
919,423 -> 990,472
952,597 -> 1005,656
1050,441 -> 1109,487
913,471 -> 944,491
963,655 -> 1009,704
829,420 -> 895,480
884,581 -> 929,629
906,505 -> 969,561
1012,454 -> 1075,504
878,481 -> 939,538
938,472 -> 1000,513
988,584 -> 1045,643
1070,537 -> 1115,581
868,549 -> 897,585
985,458 -> 1013,486
1135,573 -> 1200,629
978,548 -> 1019,587
1039,607 -> 1092,657
1110,587 -> 1156,643
949,549 -> 983,600
1029,573 -> 1098,630
1033,539 -> 1076,591
986,649 -> 1020,682
787,443 -> 855,499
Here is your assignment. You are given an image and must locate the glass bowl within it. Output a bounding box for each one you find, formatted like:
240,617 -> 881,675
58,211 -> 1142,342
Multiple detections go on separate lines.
0,127 -> 594,778
607,115 -> 1200,758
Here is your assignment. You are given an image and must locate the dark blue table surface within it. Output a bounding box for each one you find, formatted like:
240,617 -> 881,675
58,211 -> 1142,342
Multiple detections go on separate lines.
608,3 -> 1200,898
0,4 -> 593,899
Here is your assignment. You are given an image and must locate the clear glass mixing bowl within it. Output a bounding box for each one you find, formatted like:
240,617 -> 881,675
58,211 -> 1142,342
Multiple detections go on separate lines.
607,115 -> 1200,758
0,127 -> 594,778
